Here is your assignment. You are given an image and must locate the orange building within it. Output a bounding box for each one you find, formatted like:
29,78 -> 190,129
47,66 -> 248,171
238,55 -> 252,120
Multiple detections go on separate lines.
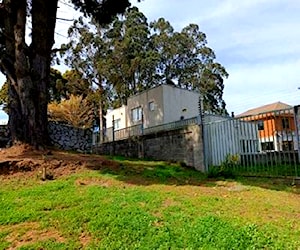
237,102 -> 296,151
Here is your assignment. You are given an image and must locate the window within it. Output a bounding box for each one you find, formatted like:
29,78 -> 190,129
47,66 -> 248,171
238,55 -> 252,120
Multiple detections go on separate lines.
282,141 -> 293,151
131,107 -> 142,122
261,142 -> 274,151
149,101 -> 155,111
113,118 -> 121,130
282,118 -> 290,129
257,120 -> 264,130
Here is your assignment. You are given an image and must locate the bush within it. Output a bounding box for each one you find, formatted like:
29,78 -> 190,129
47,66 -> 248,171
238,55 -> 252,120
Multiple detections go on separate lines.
207,154 -> 239,178
48,95 -> 93,128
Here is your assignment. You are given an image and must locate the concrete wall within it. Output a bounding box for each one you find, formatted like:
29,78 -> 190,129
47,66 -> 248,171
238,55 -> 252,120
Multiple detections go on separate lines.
163,85 -> 200,124
122,84 -> 200,128
127,85 -> 164,128
92,124 -> 205,172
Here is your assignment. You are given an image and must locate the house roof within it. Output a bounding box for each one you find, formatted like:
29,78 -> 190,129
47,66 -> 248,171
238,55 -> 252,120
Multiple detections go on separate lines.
237,101 -> 293,117
128,83 -> 199,99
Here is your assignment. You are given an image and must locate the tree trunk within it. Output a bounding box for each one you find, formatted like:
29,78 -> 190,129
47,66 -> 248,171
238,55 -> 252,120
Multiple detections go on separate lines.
4,0 -> 58,147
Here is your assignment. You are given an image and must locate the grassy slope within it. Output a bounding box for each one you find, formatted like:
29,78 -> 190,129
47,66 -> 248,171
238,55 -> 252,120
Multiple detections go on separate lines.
0,158 -> 299,249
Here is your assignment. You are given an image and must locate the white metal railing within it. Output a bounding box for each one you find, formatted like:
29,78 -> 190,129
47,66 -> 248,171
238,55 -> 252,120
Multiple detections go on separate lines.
143,116 -> 200,135
93,116 -> 200,144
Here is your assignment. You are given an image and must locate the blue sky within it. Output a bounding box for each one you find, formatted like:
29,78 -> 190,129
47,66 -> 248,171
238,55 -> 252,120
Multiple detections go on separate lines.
1,0 -> 299,123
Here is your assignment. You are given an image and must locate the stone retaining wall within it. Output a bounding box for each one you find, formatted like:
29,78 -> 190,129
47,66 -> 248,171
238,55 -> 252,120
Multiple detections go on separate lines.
0,122 -> 92,152
48,122 -> 92,152
93,124 -> 205,171
0,125 -> 9,147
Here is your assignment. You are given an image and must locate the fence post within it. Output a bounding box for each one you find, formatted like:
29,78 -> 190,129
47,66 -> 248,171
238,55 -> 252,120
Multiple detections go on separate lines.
198,95 -> 207,172
141,112 -> 144,135
112,115 -> 115,155
293,106 -> 300,166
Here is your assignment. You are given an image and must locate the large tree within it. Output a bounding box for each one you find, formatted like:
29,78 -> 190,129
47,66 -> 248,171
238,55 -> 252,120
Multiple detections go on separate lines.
63,8 -> 228,115
0,0 -> 131,147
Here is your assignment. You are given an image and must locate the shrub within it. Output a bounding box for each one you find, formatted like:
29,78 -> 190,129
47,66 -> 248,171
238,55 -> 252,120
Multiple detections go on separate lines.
207,154 -> 239,178
48,95 -> 93,128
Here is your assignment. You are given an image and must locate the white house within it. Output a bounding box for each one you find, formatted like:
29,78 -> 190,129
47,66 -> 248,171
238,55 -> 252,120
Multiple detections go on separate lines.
105,105 -> 127,131
105,84 -> 200,131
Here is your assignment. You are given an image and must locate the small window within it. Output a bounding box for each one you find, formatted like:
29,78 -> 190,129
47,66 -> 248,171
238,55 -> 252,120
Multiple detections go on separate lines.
113,118 -> 121,130
282,118 -> 290,129
261,142 -> 274,151
149,101 -> 155,111
282,141 -> 293,151
131,107 -> 142,122
257,120 -> 264,130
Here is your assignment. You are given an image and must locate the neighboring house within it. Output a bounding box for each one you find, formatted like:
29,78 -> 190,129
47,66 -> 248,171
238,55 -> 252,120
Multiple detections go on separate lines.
237,102 -> 296,151
106,84 -> 200,130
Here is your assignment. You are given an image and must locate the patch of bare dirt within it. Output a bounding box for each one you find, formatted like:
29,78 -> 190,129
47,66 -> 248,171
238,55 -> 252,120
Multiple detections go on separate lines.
75,178 -> 115,187
1,221 -> 65,249
162,197 -> 179,207
0,144 -> 118,180
79,231 -> 93,248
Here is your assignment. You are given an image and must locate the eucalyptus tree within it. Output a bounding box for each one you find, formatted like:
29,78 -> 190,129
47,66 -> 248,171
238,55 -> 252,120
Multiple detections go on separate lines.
63,7 -> 228,116
178,24 -> 228,114
149,20 -> 229,114
62,7 -> 156,133
105,7 -> 157,101
49,68 -> 68,102
0,0 -> 132,147
62,16 -> 112,135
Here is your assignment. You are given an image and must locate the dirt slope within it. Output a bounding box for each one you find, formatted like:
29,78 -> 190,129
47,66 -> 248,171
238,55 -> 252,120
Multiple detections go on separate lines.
0,144 -> 116,180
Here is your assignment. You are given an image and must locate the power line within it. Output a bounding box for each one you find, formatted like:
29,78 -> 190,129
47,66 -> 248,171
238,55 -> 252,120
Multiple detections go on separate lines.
58,0 -> 74,9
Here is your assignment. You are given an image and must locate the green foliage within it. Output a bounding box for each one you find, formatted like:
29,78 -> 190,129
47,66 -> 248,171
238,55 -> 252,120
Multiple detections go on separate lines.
49,68 -> 68,102
48,95 -> 94,128
62,7 -> 228,114
71,0 -> 132,25
0,81 -> 8,114
208,154 -> 239,178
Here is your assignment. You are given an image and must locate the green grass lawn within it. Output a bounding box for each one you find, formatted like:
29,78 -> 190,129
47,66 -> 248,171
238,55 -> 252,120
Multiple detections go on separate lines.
0,157 -> 300,249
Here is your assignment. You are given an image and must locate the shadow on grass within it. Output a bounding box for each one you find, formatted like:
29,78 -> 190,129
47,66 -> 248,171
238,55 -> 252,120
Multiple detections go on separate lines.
85,155 -> 208,186
85,155 -> 300,193
235,176 -> 300,194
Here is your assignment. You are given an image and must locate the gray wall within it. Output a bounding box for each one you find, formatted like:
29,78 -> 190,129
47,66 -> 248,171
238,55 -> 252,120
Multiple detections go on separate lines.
127,85 -> 164,128
48,122 -> 92,152
92,124 -> 205,172
0,125 -> 9,147
163,85 -> 200,124
126,84 -> 200,128
0,122 -> 92,152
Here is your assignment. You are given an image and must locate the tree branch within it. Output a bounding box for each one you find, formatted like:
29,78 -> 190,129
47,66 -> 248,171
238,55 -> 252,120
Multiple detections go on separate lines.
51,47 -> 67,54
57,17 -> 74,22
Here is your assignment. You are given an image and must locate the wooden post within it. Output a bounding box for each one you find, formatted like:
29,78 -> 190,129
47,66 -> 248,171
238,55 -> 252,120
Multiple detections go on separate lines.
112,115 -> 115,155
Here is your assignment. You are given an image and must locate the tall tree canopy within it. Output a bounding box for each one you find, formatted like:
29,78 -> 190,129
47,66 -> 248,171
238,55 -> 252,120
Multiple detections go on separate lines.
63,7 -> 229,116
0,0 -> 132,147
